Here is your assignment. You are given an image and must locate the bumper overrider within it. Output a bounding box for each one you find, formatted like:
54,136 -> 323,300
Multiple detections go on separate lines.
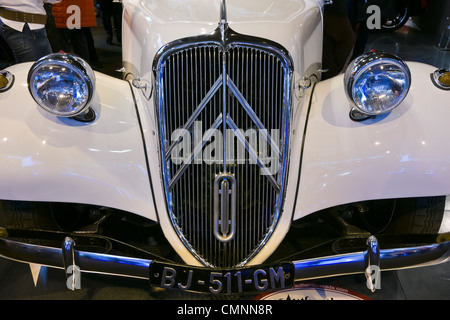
0,228 -> 449,294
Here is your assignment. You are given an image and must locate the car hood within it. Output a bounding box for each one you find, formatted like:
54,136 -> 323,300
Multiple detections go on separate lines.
123,0 -> 323,79
139,0 -> 310,24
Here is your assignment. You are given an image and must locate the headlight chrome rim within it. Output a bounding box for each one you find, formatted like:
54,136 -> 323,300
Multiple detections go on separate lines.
344,51 -> 411,117
27,53 -> 96,118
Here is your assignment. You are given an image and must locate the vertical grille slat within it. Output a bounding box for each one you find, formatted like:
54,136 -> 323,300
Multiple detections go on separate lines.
156,39 -> 291,268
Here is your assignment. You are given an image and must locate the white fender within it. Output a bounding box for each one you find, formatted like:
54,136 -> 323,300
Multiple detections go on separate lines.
294,61 -> 450,220
0,63 -> 157,221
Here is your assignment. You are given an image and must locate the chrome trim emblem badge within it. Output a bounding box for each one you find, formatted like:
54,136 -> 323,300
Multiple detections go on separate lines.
214,173 -> 237,242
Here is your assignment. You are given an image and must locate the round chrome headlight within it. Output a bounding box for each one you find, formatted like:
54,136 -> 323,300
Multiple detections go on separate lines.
344,51 -> 411,116
28,53 -> 95,117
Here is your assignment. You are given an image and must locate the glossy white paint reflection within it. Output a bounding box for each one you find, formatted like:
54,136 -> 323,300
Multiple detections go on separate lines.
0,63 -> 156,221
137,0 -> 307,24
122,0 -> 323,85
294,62 -> 450,220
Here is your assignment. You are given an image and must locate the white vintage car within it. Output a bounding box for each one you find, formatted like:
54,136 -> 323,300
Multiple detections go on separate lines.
0,0 -> 449,296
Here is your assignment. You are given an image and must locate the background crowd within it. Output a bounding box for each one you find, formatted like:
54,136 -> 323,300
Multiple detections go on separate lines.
0,0 -> 122,67
0,1 -> 446,78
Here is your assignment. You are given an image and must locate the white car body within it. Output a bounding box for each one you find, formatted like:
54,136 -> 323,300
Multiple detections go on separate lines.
0,0 -> 449,295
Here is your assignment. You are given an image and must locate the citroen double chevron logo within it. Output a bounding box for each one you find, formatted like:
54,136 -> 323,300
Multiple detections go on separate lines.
155,1 -> 292,264
165,73 -> 282,192
165,71 -> 281,243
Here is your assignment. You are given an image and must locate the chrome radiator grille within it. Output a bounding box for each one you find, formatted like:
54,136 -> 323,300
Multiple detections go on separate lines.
154,35 -> 292,268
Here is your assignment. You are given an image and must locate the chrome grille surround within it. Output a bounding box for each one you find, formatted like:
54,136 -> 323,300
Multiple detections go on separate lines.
153,24 -> 293,268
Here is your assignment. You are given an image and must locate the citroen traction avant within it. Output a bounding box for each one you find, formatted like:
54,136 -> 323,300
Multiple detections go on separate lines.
0,0 -> 449,296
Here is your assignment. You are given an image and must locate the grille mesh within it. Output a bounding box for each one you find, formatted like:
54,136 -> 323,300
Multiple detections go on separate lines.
157,43 -> 290,268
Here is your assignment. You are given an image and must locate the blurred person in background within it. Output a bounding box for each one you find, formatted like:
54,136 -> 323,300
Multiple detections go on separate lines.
322,0 -> 356,80
0,0 -> 61,63
98,0 -> 122,45
49,0 -> 97,64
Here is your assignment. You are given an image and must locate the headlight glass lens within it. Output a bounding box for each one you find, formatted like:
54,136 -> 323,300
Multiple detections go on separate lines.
345,51 -> 411,116
28,53 -> 95,117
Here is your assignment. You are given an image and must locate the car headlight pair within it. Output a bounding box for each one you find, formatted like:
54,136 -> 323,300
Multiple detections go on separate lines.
28,51 -> 410,122
28,53 -> 96,121
344,51 -> 411,120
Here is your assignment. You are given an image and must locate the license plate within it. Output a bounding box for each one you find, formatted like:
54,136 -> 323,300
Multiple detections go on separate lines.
149,261 -> 294,294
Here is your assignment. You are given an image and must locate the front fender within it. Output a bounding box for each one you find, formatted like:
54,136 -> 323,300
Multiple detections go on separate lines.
0,63 -> 157,221
295,61 -> 450,220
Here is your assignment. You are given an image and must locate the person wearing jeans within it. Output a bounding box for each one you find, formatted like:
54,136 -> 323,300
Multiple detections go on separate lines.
0,0 -> 60,63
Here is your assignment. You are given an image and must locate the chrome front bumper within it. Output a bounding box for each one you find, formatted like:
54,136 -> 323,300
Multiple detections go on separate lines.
0,233 -> 449,293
